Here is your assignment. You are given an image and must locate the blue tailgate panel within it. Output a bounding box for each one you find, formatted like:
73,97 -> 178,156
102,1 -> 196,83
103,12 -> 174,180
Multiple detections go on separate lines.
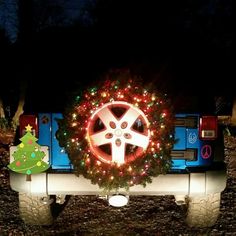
172,126 -> 186,169
38,113 -> 51,152
37,113 -> 213,171
171,114 -> 213,170
38,113 -> 72,170
173,127 -> 186,150
52,113 -> 72,169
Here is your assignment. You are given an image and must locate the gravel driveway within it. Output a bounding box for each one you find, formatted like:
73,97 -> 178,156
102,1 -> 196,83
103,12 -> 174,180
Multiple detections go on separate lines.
0,136 -> 236,236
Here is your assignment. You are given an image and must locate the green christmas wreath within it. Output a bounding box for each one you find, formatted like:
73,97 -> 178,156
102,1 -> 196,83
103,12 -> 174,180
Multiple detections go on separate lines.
56,69 -> 175,191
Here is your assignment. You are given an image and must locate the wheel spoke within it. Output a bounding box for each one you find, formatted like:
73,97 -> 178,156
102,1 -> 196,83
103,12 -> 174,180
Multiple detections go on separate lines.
90,130 -> 110,146
127,130 -> 149,149
121,107 -> 141,128
97,107 -> 118,128
111,141 -> 126,164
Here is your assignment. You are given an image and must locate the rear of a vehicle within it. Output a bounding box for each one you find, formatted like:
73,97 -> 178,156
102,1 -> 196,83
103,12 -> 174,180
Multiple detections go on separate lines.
19,113 -> 223,172
9,112 -> 226,227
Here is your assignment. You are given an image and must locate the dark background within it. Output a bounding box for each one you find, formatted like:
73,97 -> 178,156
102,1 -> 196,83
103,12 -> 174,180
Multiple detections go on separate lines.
0,0 -> 234,114
0,2 -> 235,235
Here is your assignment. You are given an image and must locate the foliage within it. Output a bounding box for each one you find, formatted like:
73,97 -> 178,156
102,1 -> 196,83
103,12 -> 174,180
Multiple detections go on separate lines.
56,69 -> 175,192
0,117 -> 12,130
0,117 -> 15,145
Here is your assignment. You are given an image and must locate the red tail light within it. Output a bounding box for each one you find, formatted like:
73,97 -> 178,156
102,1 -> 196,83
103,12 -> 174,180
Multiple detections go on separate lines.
19,115 -> 38,137
199,116 -> 218,140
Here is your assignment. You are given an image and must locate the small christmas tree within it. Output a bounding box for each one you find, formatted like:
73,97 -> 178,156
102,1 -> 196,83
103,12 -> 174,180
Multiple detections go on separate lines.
8,124 -> 50,181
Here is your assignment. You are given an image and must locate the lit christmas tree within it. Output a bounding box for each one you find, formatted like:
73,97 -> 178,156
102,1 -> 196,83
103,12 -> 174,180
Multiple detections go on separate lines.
8,124 -> 50,181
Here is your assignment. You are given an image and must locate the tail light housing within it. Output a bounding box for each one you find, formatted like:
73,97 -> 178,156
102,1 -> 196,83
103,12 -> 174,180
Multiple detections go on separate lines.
199,116 -> 218,140
19,115 -> 38,137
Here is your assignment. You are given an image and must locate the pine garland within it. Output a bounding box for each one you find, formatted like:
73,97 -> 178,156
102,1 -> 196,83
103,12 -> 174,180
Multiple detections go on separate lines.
56,69 -> 175,191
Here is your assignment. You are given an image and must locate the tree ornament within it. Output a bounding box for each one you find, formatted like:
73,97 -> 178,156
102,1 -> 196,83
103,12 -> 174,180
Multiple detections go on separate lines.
8,124 -> 50,181
56,69 -> 175,191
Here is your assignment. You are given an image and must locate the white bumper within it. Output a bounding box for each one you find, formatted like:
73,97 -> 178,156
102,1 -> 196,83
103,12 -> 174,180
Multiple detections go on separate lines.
9,146 -> 227,196
9,170 -> 226,197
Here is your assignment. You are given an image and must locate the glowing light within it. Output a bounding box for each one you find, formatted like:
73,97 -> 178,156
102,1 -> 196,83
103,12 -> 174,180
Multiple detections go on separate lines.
101,92 -> 107,97
161,112 -> 166,118
72,122 -> 77,127
108,194 -> 129,207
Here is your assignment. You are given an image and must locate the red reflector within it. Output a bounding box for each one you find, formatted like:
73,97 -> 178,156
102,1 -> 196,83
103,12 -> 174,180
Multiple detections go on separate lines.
199,116 -> 217,140
19,115 -> 38,137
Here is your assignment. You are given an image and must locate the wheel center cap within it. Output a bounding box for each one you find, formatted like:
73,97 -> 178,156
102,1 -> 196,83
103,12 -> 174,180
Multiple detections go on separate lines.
114,129 -> 122,137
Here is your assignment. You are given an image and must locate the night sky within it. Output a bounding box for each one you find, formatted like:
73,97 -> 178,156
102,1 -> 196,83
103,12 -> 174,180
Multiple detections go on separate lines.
0,0 -> 234,114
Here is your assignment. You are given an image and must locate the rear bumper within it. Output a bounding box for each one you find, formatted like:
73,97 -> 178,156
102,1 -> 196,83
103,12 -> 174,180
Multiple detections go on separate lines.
9,170 -> 227,196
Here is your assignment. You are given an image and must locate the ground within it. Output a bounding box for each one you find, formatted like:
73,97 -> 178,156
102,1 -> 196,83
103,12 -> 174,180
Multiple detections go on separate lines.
0,137 -> 236,235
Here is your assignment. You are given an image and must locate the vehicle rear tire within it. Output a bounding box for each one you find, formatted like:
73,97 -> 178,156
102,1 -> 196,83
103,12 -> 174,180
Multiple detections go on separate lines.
19,193 -> 53,225
186,192 -> 221,228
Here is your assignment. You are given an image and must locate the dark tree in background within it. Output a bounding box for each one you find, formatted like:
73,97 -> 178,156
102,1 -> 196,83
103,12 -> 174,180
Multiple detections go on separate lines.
0,0 -> 234,113
92,0 -> 233,92
18,0 -> 32,45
